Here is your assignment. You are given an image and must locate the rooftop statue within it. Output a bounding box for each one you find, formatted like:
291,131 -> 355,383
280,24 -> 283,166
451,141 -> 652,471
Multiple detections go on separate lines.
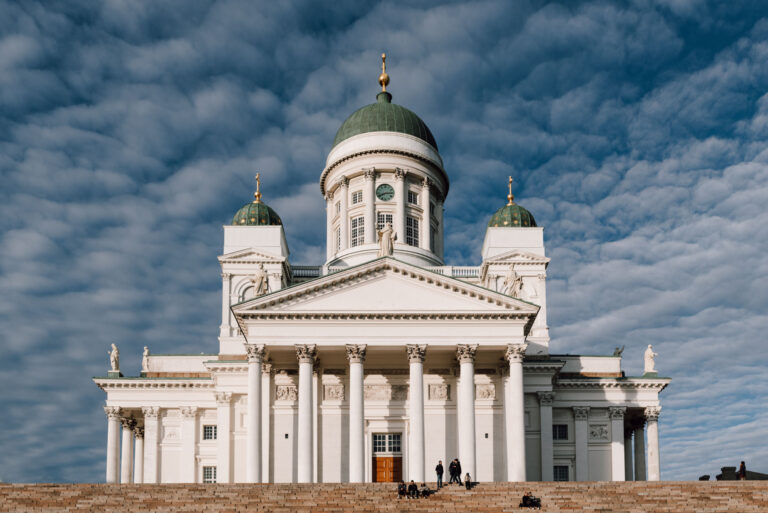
250,263 -> 269,297
141,346 -> 150,373
644,344 -> 658,374
502,264 -> 524,298
109,343 -> 119,372
377,222 -> 397,257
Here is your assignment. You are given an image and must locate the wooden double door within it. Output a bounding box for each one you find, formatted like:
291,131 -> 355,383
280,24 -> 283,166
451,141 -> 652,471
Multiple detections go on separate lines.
373,456 -> 403,483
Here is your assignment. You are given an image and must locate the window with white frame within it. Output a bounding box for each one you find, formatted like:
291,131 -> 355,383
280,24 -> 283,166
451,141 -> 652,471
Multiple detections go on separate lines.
553,465 -> 569,482
203,425 -> 217,441
377,212 -> 393,231
203,466 -> 217,483
335,227 -> 341,252
552,424 -> 568,441
350,216 -> 364,247
407,190 -> 418,204
406,216 -> 419,247
351,190 -> 363,204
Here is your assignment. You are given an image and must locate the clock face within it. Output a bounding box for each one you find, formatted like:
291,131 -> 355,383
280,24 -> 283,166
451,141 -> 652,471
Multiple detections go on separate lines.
376,184 -> 395,201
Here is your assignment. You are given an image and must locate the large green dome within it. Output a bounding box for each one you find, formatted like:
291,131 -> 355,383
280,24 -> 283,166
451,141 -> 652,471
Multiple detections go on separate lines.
332,92 -> 438,150
488,202 -> 537,228
232,201 -> 282,226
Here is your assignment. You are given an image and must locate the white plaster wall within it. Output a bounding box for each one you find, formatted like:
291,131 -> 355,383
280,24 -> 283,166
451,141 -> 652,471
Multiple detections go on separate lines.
482,227 -> 545,259
320,407 -> 346,482
273,407 -> 297,482
223,226 -> 289,257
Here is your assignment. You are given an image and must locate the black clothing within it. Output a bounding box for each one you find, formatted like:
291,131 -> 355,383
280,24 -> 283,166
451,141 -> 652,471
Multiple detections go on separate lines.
436,463 -> 444,488
397,483 -> 407,498
448,461 -> 458,484
520,494 -> 541,509
407,483 -> 419,498
465,480 -> 471,490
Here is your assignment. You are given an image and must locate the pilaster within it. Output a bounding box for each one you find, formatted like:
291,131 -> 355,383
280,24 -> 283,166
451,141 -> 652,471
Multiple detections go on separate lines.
141,406 -> 160,484
573,406 -> 590,481
215,392 -> 232,483
180,406 -> 198,483
538,392 -> 555,481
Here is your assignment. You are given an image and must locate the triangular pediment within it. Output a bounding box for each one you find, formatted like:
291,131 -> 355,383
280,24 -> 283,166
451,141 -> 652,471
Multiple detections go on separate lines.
232,258 -> 539,317
218,247 -> 285,264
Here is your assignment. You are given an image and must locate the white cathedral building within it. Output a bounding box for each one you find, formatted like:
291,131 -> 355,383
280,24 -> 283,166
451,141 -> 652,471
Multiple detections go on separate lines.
95,57 -> 669,485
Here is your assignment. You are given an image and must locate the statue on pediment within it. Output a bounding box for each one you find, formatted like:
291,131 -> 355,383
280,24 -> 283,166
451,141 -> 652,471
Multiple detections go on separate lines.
377,222 -> 396,257
502,264 -> 524,298
249,263 -> 269,297
141,346 -> 150,373
644,344 -> 658,374
109,343 -> 119,372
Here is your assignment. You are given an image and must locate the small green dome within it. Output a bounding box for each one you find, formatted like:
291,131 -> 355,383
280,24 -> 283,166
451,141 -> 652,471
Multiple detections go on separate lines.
232,201 -> 282,226
332,92 -> 438,150
488,203 -> 537,228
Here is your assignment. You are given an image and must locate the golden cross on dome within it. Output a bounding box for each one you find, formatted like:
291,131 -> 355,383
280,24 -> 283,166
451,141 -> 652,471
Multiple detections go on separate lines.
507,176 -> 515,205
379,53 -> 390,92
253,173 -> 262,203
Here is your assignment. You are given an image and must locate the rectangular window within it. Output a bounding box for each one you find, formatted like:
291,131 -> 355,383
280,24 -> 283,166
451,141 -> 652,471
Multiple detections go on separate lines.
203,425 -> 217,441
553,465 -> 569,482
350,216 -> 364,247
335,227 -> 341,252
203,466 -> 217,484
351,190 -> 363,204
376,212 -> 393,231
430,228 -> 435,253
552,424 -> 568,441
407,190 -> 418,204
373,433 -> 402,453
406,216 -> 419,247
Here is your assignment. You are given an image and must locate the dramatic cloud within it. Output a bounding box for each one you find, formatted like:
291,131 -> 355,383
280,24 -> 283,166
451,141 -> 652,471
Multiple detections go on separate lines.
0,0 -> 767,482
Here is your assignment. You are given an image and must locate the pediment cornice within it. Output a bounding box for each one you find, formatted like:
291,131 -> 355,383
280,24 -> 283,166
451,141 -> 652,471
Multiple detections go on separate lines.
483,249 -> 550,266
218,247 -> 286,264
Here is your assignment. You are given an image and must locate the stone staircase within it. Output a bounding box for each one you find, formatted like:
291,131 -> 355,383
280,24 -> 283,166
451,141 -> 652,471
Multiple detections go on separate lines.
1,482 -> 767,512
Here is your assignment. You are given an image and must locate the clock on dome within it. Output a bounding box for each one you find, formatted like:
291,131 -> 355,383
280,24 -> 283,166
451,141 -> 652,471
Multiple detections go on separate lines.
376,184 -> 394,201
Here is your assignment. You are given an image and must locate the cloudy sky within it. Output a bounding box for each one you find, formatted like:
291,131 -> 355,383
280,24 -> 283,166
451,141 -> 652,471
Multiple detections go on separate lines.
1,0 -> 767,483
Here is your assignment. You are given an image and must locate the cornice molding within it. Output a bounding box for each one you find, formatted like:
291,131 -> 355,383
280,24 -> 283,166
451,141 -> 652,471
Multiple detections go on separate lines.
555,378 -> 670,391
94,379 -> 214,390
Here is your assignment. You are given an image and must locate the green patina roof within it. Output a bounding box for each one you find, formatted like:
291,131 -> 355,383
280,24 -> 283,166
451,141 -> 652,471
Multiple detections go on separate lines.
488,202 -> 537,228
332,92 -> 438,150
232,201 -> 282,226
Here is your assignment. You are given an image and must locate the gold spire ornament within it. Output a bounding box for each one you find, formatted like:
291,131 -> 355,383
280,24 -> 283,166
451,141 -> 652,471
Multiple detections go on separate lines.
379,53 -> 390,92
507,176 -> 515,205
253,173 -> 262,203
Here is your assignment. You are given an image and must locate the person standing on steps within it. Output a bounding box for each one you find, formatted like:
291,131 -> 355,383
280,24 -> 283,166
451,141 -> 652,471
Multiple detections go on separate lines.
435,460 -> 444,489
448,459 -> 458,484
738,461 -> 747,480
455,459 -> 463,485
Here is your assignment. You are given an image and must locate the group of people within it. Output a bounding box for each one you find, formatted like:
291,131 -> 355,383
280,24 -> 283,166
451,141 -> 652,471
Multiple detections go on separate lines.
435,459 -> 473,490
397,480 -> 431,499
519,491 -> 542,509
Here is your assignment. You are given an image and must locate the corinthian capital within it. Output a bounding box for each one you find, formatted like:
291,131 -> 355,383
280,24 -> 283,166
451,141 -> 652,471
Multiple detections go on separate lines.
245,344 -> 265,363
456,344 -> 478,363
644,406 -> 661,421
215,392 -> 232,405
133,426 -> 144,439
295,344 -> 317,364
180,406 -> 198,418
141,406 -> 160,419
346,344 -> 367,364
505,344 -> 528,363
394,168 -> 406,181
573,406 -> 590,421
364,168 -> 376,180
338,176 -> 349,188
609,406 -> 626,420
538,391 -> 555,406
104,406 -> 122,420
120,417 -> 136,430
406,344 -> 427,363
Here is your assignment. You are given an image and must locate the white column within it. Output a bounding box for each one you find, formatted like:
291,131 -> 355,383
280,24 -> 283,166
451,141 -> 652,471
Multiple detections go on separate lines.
633,418 -> 647,481
394,169 -> 406,243
457,344 -> 477,481
435,199 -> 444,259
313,361 -> 319,482
296,344 -> 317,483
419,178 -> 431,251
261,362 -> 273,483
364,169 -> 376,244
406,344 -> 427,482
346,344 -> 367,482
624,428 -> 634,481
246,344 -> 264,483
326,192 -> 334,260
120,417 -> 135,484
645,407 -> 661,481
609,406 -> 626,481
104,406 -> 121,483
180,407 -> 198,483
142,407 -> 160,484
505,344 -> 527,481
338,178 -> 349,251
220,273 -> 231,337
215,392 -> 232,483
133,427 -> 144,484
573,406 -> 589,482
538,392 -> 554,481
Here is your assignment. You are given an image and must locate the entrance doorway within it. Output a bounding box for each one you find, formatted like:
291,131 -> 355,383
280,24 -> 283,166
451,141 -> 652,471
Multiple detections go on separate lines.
372,433 -> 402,482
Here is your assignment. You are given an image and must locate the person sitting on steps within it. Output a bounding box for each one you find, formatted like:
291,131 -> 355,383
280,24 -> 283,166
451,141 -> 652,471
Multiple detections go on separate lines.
464,473 -> 472,490
420,482 -> 431,498
407,480 -> 419,499
397,481 -> 407,499
520,491 -> 542,509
